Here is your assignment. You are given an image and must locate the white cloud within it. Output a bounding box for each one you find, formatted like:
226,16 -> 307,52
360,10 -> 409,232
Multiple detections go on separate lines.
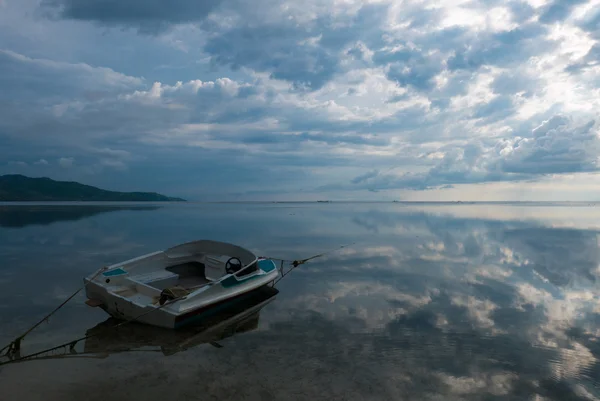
58,157 -> 74,168
551,342 -> 597,380
0,49 -> 143,90
515,283 -> 553,307
344,116 -> 600,191
436,372 -> 516,396
451,294 -> 502,333
7,161 -> 27,167
281,279 -> 436,330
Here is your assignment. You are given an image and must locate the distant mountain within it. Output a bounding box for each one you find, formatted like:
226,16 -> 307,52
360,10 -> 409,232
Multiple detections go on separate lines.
0,175 -> 186,202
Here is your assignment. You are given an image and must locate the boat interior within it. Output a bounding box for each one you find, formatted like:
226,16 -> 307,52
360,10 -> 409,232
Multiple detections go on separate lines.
98,241 -> 261,306
164,261 -> 210,289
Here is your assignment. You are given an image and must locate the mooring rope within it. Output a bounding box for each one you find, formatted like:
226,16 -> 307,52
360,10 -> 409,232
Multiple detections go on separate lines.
264,242 -> 353,286
0,266 -> 109,357
0,294 -> 186,366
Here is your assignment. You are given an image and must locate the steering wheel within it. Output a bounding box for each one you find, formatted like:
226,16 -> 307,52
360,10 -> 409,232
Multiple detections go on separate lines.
225,257 -> 243,274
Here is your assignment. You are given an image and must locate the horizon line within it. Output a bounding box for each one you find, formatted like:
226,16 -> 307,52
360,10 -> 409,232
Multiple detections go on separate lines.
2,200 -> 600,204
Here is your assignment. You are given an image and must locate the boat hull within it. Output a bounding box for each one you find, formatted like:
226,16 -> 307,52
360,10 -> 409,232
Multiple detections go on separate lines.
85,275 -> 278,329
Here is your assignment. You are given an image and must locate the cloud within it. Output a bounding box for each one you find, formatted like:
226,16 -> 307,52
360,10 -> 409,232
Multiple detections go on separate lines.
346,116 -> 600,191
436,372 -> 516,396
249,205 -> 600,401
34,159 -> 49,165
381,49 -> 445,92
0,49 -> 143,100
351,170 -> 379,185
201,3 -> 388,90
579,9 -> 600,38
1,0 -> 600,199
447,24 -> 553,72
538,0 -> 587,24
58,157 -> 74,168
499,116 -> 599,174
491,71 -> 542,98
7,160 -> 27,167
0,49 -> 145,148
41,0 -> 223,33
85,147 -> 135,171
450,294 -> 502,332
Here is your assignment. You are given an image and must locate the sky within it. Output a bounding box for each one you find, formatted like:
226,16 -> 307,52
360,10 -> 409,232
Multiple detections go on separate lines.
1,0 -> 600,201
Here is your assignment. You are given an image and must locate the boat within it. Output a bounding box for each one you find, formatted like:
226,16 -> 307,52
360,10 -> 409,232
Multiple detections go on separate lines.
83,285 -> 279,357
83,240 -> 280,329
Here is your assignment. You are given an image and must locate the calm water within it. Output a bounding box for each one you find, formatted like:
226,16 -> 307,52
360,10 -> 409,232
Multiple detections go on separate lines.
1,202 -> 600,400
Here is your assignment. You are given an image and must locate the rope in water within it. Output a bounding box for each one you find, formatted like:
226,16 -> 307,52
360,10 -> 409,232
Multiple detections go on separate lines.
0,266 -> 109,357
0,242 -> 353,366
0,295 -> 186,366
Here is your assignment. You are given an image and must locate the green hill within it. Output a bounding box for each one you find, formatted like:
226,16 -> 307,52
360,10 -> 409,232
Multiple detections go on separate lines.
0,175 -> 186,202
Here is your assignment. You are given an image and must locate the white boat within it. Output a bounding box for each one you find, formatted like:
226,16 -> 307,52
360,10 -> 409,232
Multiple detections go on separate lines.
83,240 -> 280,329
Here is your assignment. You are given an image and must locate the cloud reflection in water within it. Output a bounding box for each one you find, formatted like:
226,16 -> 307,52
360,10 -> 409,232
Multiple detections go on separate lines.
1,203 -> 600,400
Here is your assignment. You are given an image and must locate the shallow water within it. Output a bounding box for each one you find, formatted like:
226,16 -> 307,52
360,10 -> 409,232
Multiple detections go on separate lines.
1,202 -> 600,400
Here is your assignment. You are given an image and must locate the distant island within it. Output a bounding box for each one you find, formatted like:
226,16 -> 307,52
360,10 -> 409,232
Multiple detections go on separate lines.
0,175 -> 186,202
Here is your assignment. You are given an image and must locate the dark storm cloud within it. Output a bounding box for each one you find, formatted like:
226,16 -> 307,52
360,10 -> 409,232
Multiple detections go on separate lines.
203,25 -> 340,91
41,0 -> 224,33
386,55 -> 444,92
202,4 -> 388,90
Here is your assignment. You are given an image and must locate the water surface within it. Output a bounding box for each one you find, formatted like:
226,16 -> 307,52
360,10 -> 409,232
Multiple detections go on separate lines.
1,202 -> 600,400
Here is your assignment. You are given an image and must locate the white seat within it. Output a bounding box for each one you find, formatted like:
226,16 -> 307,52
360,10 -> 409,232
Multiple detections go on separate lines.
203,255 -> 230,281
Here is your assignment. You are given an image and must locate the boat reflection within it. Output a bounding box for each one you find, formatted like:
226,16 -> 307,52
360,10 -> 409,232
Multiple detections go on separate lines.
82,285 -> 279,357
